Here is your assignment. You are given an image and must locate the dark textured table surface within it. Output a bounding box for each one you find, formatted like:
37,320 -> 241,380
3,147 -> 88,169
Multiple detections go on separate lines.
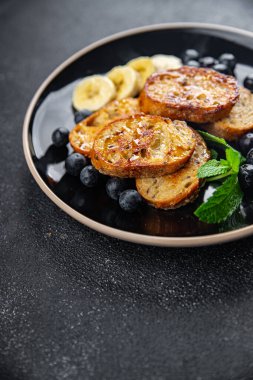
1,0 -> 253,379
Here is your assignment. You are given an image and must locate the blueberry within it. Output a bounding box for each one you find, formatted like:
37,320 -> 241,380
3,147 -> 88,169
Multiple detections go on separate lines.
199,56 -> 218,68
239,164 -> 253,195
247,148 -> 253,165
44,146 -> 69,164
119,189 -> 142,212
65,153 -> 87,176
183,49 -> 200,63
212,63 -> 230,75
74,109 -> 93,124
187,60 -> 200,68
239,132 -> 253,155
52,128 -> 69,147
80,165 -> 99,187
219,53 -> 236,71
244,74 -> 253,92
241,199 -> 253,222
106,177 -> 131,200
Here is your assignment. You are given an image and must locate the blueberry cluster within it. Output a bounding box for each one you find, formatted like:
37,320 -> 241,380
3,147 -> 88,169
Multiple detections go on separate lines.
63,153 -> 99,187
183,49 -> 253,92
238,133 -> 253,195
51,128 -> 142,212
235,132 -> 253,221
106,178 -> 142,212
182,49 -> 236,75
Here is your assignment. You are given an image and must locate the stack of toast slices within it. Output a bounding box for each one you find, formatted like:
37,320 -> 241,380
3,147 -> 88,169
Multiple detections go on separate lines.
69,66 -> 253,209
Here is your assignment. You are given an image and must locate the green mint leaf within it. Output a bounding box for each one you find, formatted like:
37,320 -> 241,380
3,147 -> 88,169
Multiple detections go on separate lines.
194,174 -> 243,224
210,149 -> 218,159
197,159 -> 231,179
198,130 -> 231,150
225,148 -> 241,173
198,130 -> 245,162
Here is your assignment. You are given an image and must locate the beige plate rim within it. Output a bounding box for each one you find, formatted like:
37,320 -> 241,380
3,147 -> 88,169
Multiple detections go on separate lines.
23,22 -> 253,247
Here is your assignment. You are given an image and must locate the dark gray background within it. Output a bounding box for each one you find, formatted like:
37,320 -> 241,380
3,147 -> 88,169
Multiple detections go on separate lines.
1,0 -> 253,379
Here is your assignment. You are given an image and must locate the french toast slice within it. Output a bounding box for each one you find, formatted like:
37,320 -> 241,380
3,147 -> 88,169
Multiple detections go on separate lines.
136,131 -> 210,208
202,87 -> 253,141
69,98 -> 140,156
91,115 -> 196,178
139,66 -> 239,123
69,125 -> 104,156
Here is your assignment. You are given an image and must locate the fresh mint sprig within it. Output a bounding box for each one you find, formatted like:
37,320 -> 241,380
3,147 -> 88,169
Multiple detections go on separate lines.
198,130 -> 238,151
194,175 -> 243,224
194,131 -> 244,224
197,159 -> 231,180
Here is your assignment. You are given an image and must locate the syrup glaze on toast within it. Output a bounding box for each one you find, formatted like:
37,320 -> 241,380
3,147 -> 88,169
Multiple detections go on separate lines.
91,114 -> 196,178
202,87 -> 253,141
136,131 -> 210,208
69,98 -> 140,156
140,66 -> 239,123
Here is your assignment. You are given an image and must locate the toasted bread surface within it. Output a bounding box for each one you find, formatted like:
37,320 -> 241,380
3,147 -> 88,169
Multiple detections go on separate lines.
91,115 -> 196,178
136,131 -> 210,208
202,87 -> 253,141
139,66 -> 239,123
69,98 -> 140,156
85,97 -> 140,126
69,124 -> 104,157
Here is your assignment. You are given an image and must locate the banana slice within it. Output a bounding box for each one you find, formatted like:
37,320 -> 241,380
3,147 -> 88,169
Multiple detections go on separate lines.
72,75 -> 116,111
152,54 -> 182,71
107,66 -> 140,100
127,57 -> 155,90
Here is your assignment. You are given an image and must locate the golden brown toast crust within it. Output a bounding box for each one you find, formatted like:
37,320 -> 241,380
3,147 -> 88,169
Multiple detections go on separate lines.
69,124 -> 104,157
136,131 -> 210,208
69,98 -> 140,156
202,87 -> 253,141
91,115 -> 196,178
84,97 -> 140,127
139,66 -> 239,123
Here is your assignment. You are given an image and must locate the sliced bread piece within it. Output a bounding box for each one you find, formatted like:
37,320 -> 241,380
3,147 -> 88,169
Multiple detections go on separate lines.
136,131 -> 210,208
139,66 -> 239,123
69,97 -> 140,156
91,114 -> 196,178
202,87 -> 253,141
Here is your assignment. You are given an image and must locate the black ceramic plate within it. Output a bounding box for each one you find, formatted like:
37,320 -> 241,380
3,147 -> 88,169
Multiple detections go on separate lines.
23,23 -> 253,247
